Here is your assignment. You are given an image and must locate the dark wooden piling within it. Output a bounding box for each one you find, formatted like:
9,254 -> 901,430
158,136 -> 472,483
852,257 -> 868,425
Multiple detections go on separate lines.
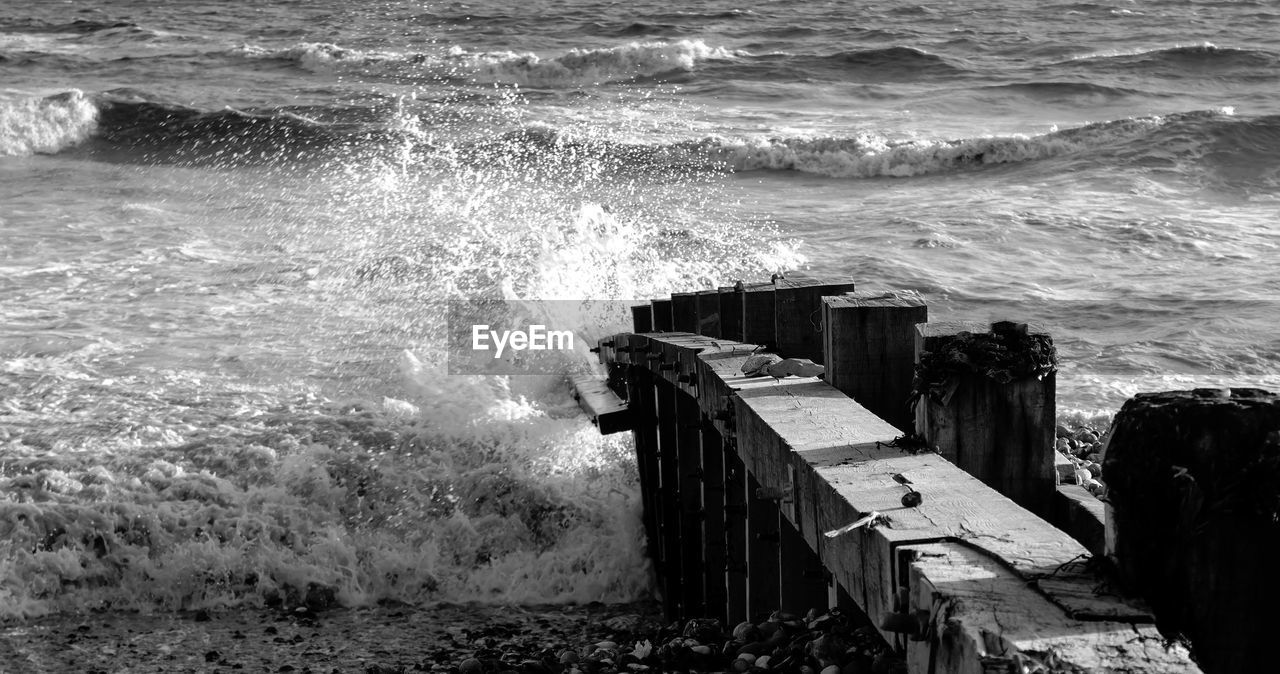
740,282 -> 776,348
913,321 -> 1057,515
675,394 -> 706,618
773,277 -> 856,363
623,338 -> 662,583
652,299 -> 673,332
778,517 -> 829,615
671,293 -> 698,333
1104,388 -> 1280,674
747,474 -> 781,617
653,374 -> 682,620
579,276 -> 1202,674
631,304 -> 653,333
701,423 -> 729,624
823,291 -> 928,434
718,286 -> 742,342
696,290 -> 721,338
724,449 -> 750,625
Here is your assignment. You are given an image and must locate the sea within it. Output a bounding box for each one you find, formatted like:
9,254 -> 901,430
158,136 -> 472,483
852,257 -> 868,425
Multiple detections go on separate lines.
2,0 -> 1278,619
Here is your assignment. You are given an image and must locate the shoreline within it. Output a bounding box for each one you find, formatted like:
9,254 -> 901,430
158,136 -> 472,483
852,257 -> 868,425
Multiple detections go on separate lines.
0,601 -> 665,674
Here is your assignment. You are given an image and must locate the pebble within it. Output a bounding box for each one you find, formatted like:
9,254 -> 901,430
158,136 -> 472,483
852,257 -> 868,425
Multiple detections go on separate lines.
450,606 -> 900,674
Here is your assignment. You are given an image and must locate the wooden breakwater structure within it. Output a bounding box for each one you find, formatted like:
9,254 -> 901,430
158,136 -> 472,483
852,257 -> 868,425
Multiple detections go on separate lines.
573,276 -> 1280,673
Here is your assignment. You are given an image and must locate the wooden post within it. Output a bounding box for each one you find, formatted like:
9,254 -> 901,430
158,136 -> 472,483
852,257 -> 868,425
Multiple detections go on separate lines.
631,304 -> 653,333
675,394 -> 706,618
823,291 -> 928,434
778,517 -> 829,615
671,293 -> 698,333
601,333 -> 1199,673
654,378 -> 683,620
718,286 -> 741,342
740,283 -> 776,348
652,299 -> 673,332
747,474 -> 781,618
724,448 -> 749,625
701,423 -> 728,624
774,277 -> 856,363
625,353 -> 662,578
696,290 -> 721,338
913,321 -> 1056,515
1104,388 -> 1280,674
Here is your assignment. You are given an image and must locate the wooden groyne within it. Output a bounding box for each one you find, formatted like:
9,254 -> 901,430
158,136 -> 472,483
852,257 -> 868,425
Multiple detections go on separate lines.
573,276 -> 1224,673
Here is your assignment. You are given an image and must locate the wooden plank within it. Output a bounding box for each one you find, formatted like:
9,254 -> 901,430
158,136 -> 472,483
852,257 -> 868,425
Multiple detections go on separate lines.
913,321 -> 1057,515
823,291 -> 927,434
747,473 -> 781,618
774,277 -> 856,363
718,286 -> 742,342
654,379 -> 682,621
569,374 -> 632,435
676,393 -> 706,618
724,449 -> 750,625
779,515 -> 829,615
652,299 -> 673,332
1054,450 -> 1076,484
671,292 -> 698,333
740,282 -> 776,349
1051,485 -> 1105,557
695,289 -> 721,337
701,424 -> 728,624
631,303 -> 653,333
903,542 -> 1198,674
625,361 -> 662,582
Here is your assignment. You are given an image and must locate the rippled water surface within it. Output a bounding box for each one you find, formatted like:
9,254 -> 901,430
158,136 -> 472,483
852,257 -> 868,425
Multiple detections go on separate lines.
2,0 -> 1278,618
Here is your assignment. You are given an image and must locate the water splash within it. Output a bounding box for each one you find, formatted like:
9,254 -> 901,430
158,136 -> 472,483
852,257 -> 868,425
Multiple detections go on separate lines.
0,81 -> 803,619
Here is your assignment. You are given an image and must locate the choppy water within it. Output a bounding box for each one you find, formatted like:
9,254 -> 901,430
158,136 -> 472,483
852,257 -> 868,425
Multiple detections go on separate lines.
2,0 -> 1278,618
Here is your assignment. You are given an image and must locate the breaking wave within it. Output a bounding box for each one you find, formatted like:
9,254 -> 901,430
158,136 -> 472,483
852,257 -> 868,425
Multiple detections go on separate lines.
236,39 -> 737,87
0,90 -> 99,156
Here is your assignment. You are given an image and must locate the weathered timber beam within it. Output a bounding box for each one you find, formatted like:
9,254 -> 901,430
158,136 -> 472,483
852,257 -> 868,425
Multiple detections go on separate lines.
696,289 -> 721,338
602,334 -> 1197,672
631,304 -> 653,333
774,276 -> 856,363
652,299 -> 673,332
913,320 -> 1057,515
740,282 -> 776,348
903,542 -> 1197,673
1052,484 -> 1105,557
1105,388 -> 1280,674
671,292 -> 698,333
569,374 -> 632,435
823,290 -> 928,434
718,286 -> 742,342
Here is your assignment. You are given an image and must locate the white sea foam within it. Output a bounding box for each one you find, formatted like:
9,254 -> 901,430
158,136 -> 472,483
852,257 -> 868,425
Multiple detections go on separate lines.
702,112 -> 1210,178
236,39 -> 736,86
451,39 -> 736,86
0,91 -> 98,156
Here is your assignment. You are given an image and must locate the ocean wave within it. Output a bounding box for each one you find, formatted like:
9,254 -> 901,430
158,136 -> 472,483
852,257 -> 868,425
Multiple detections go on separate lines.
236,39 -> 736,87
452,39 -> 736,86
826,45 -> 955,70
0,18 -> 140,35
1069,42 -> 1280,72
978,80 -> 1145,99
0,90 -> 99,156
7,89 -> 389,165
701,112 -> 1230,178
